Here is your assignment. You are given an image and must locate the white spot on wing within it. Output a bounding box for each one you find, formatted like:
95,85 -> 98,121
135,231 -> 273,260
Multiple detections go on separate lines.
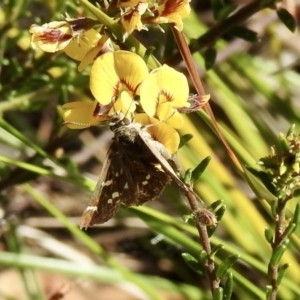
86,206 -> 97,212
112,192 -> 119,198
124,182 -> 129,189
102,180 -> 112,186
107,199 -> 113,204
142,174 -> 151,185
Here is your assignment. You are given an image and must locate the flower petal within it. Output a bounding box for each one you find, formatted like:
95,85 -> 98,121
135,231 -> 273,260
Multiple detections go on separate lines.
29,23 -> 72,52
156,104 -> 184,129
78,35 -> 111,72
90,52 -> 119,105
108,91 -> 136,116
140,64 -> 189,117
64,29 -> 101,62
62,101 -> 107,129
90,51 -> 149,105
134,113 -> 180,153
114,51 -> 149,93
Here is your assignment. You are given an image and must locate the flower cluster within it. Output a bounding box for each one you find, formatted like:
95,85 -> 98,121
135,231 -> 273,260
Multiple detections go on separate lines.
258,127 -> 300,200
118,0 -> 191,34
29,15 -> 112,72
29,0 -> 208,156
63,50 -> 200,154
29,1 -> 191,71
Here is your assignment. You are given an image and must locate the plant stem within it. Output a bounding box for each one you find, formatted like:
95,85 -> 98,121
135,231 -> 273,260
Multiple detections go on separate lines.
168,0 -> 278,65
171,26 -> 242,171
268,199 -> 287,300
183,188 -> 220,293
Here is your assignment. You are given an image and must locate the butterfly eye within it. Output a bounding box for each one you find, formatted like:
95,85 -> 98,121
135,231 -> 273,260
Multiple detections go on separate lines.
109,116 -> 119,125
122,117 -> 131,125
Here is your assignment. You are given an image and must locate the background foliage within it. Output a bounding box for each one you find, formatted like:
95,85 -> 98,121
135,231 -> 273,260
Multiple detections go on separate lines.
0,0 -> 299,299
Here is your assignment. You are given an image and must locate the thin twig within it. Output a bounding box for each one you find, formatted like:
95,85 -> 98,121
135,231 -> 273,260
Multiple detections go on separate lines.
268,199 -> 287,300
171,26 -> 242,170
167,0 -> 278,65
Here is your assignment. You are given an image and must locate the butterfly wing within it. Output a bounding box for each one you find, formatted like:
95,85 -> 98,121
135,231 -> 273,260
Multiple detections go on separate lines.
121,155 -> 171,207
80,138 -> 170,228
137,127 -> 189,192
80,145 -> 122,228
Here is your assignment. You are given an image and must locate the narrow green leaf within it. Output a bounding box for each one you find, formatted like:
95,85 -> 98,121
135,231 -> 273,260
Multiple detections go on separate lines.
182,214 -> 193,223
282,223 -> 296,239
191,156 -> 211,182
292,188 -> 300,198
181,253 -> 204,275
144,46 -> 156,64
276,263 -> 289,286
199,250 -> 208,264
183,168 -> 193,184
286,124 -> 296,139
208,199 -> 224,211
213,287 -> 223,300
270,241 -> 288,265
264,227 -> 273,244
215,205 -> 226,221
223,272 -> 233,299
271,201 -> 277,218
277,8 -> 296,32
245,166 -> 277,197
292,201 -> 300,226
216,255 -> 240,280
230,26 -> 258,42
216,4 -> 238,22
204,48 -> 217,70
179,133 -> 193,149
210,244 -> 224,258
211,0 -> 225,20
278,132 -> 290,152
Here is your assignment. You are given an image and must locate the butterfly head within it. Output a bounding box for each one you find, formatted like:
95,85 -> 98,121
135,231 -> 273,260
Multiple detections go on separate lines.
108,111 -> 132,130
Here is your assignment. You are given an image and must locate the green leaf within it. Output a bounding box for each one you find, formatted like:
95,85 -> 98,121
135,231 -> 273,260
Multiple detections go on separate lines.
270,240 -> 289,265
181,253 -> 205,275
278,132 -> 290,152
182,214 -> 193,223
245,166 -> 277,199
213,287 -> 223,300
211,0 -> 225,20
183,168 -> 193,184
208,199 -> 224,211
223,272 -> 233,299
204,48 -> 217,70
199,250 -> 208,264
216,254 -> 240,280
286,124 -> 296,139
230,26 -> 259,42
264,227 -> 273,244
277,8 -> 296,33
214,204 -> 226,221
216,4 -> 238,21
191,156 -> 211,182
282,223 -> 297,240
144,46 -> 156,64
210,244 -> 225,258
292,188 -> 300,198
179,133 -> 193,149
276,263 -> 289,286
270,201 -> 277,218
292,202 -> 300,226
